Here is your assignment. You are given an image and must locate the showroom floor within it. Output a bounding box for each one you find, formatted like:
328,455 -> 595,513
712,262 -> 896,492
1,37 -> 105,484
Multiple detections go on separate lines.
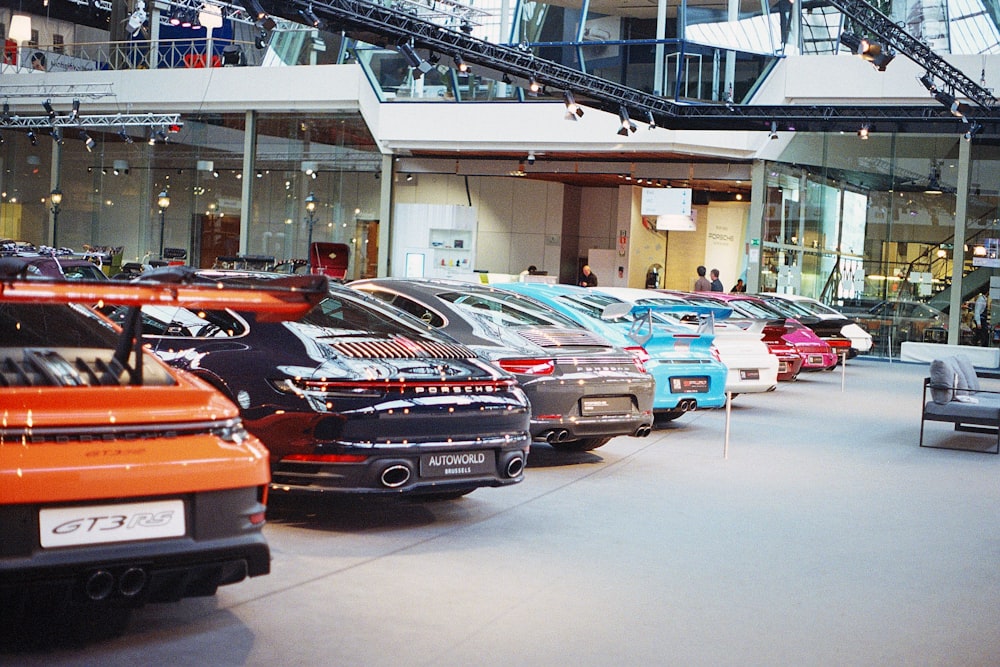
8,358 -> 1000,666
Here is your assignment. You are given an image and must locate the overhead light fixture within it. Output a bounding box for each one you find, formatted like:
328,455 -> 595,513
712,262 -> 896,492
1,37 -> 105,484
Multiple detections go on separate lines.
839,31 -> 894,70
50,126 -> 63,144
617,106 -> 637,136
398,40 -> 432,77
527,76 -> 541,96
405,173 -> 414,182
453,54 -> 468,73
459,19 -> 473,34
920,75 -> 971,121
646,110 -> 656,130
42,99 -> 56,120
240,0 -> 267,20
126,5 -> 147,35
169,6 -> 182,25
80,130 -> 96,152
299,4 -> 322,28
858,123 -> 870,140
526,151 -> 536,165
1,103 -> 10,122
68,98 -> 80,121
563,91 -> 584,120
118,126 -> 133,143
964,121 -> 983,141
769,121 -> 779,140
254,26 -> 271,49
27,130 -> 37,146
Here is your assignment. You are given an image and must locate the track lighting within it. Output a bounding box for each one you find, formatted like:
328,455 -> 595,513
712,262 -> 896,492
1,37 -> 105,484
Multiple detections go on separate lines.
563,91 -> 584,120
27,130 -> 37,146
964,121 -> 983,141
254,26 -> 271,49
646,110 -> 656,130
919,74 -> 970,120
769,121 -> 779,140
617,106 -> 636,136
42,99 -> 56,120
240,0 -> 267,20
68,98 -> 80,121
126,5 -> 147,36
453,54 -> 468,73
118,126 -> 133,143
51,126 -> 63,144
528,77 -> 541,96
80,130 -> 96,151
526,151 -> 536,165
1,103 -> 9,123
858,123 -> 869,140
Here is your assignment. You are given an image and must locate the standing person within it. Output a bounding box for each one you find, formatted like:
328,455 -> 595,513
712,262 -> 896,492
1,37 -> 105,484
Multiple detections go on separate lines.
694,265 -> 711,291
731,278 -> 747,293
710,269 -> 724,292
579,264 -> 598,287
975,289 -> 990,346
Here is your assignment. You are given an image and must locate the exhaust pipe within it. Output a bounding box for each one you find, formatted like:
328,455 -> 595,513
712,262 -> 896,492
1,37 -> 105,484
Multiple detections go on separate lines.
505,455 -> 525,478
84,570 -> 115,601
118,567 -> 147,597
634,426 -> 651,437
380,464 -> 412,488
545,429 -> 569,444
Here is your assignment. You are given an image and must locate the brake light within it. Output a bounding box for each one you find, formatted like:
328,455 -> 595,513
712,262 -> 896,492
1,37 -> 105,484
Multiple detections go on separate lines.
710,345 -> 722,363
827,338 -> 852,349
283,453 -> 368,463
497,358 -> 555,375
624,346 -> 649,372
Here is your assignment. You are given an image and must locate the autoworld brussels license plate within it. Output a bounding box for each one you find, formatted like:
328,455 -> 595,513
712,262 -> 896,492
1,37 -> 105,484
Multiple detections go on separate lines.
39,499 -> 186,548
740,369 -> 760,380
581,396 -> 632,416
420,451 -> 496,478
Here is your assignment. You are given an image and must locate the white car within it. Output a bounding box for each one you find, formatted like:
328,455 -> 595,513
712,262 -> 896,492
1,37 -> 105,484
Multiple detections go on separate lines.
763,293 -> 873,354
595,287 -> 779,395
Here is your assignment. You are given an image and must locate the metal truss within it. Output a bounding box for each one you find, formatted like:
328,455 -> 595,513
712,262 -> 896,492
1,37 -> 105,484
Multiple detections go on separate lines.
0,113 -> 183,129
0,83 -> 116,100
827,0 -> 996,110
266,0 -> 1000,134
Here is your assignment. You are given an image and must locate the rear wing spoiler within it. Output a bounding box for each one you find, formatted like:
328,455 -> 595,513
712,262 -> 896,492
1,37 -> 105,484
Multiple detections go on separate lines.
0,259 -> 327,322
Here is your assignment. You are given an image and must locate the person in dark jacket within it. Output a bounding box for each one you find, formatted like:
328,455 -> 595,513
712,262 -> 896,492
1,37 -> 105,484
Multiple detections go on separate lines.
579,265 -> 598,287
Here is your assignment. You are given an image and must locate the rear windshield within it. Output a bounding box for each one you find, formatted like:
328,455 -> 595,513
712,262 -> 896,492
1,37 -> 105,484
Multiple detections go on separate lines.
0,303 -> 118,347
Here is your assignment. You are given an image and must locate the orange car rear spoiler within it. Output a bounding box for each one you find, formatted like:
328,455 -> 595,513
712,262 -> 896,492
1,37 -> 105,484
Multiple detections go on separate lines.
0,260 -> 327,322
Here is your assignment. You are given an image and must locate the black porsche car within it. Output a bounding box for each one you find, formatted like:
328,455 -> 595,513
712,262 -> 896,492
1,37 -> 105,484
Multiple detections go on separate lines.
106,268 -> 532,500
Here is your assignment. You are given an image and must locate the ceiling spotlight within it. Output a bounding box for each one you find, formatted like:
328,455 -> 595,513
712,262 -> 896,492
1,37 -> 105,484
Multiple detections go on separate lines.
51,126 -> 63,144
839,31 -> 894,70
80,130 -> 96,151
398,40 -> 432,77
453,54 -> 468,73
646,110 -> 657,130
617,106 -> 637,136
68,98 -> 80,121
169,6 -> 182,25
563,91 -> 584,120
42,99 -> 56,120
528,76 -> 541,96
769,121 -> 779,140
118,126 -> 133,143
526,151 -> 536,165
1,103 -> 10,122
858,124 -> 870,140
405,173 -> 414,182
964,121 -> 983,141
459,19 -> 473,34
27,130 -> 37,146
299,4 -> 322,28
126,5 -> 147,36
240,0 -> 267,20
254,27 -> 271,49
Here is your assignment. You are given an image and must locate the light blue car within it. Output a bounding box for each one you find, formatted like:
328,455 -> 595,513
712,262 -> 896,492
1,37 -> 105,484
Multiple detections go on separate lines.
496,283 -> 728,421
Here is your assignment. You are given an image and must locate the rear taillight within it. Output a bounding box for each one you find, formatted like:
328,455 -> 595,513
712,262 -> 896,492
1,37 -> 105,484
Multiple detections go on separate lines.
283,453 -> 368,463
710,345 -> 722,363
624,346 -> 649,372
497,358 -> 555,375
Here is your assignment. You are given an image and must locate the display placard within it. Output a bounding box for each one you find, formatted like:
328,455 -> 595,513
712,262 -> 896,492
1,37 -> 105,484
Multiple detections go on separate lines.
640,188 -> 692,216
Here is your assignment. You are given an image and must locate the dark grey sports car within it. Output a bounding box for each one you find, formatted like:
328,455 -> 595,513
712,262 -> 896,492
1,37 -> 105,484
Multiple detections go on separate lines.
350,278 -> 655,451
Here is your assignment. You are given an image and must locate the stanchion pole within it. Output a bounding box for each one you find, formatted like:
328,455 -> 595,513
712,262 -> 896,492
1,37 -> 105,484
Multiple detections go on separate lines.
841,351 -> 847,392
724,391 -> 731,459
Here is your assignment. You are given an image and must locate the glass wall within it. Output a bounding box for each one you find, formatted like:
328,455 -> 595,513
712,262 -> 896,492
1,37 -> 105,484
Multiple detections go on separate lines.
759,132 -> 1000,357
0,111 -> 381,280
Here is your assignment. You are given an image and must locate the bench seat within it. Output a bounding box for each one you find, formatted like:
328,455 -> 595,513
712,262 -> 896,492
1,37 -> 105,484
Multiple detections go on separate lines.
920,355 -> 1000,453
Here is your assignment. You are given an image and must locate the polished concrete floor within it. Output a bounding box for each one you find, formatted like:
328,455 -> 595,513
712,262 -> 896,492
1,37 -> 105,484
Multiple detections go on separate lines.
8,358 -> 1000,666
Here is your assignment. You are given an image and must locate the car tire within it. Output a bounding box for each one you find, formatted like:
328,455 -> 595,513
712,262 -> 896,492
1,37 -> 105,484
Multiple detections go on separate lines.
550,437 -> 612,452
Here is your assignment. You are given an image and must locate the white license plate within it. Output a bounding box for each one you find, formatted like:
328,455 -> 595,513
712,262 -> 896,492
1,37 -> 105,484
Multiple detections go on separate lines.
39,499 -> 186,548
740,369 -> 760,380
809,355 -> 824,364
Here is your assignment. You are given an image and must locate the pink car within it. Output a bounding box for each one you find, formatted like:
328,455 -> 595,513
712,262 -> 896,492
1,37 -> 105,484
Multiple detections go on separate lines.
662,291 -> 838,373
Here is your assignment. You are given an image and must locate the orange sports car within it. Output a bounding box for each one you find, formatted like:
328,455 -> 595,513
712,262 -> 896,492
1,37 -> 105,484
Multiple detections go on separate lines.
0,259 -> 325,639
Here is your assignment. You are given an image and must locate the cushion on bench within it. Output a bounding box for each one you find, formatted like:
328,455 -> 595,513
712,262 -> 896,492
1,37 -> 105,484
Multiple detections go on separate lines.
929,358 -> 961,404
